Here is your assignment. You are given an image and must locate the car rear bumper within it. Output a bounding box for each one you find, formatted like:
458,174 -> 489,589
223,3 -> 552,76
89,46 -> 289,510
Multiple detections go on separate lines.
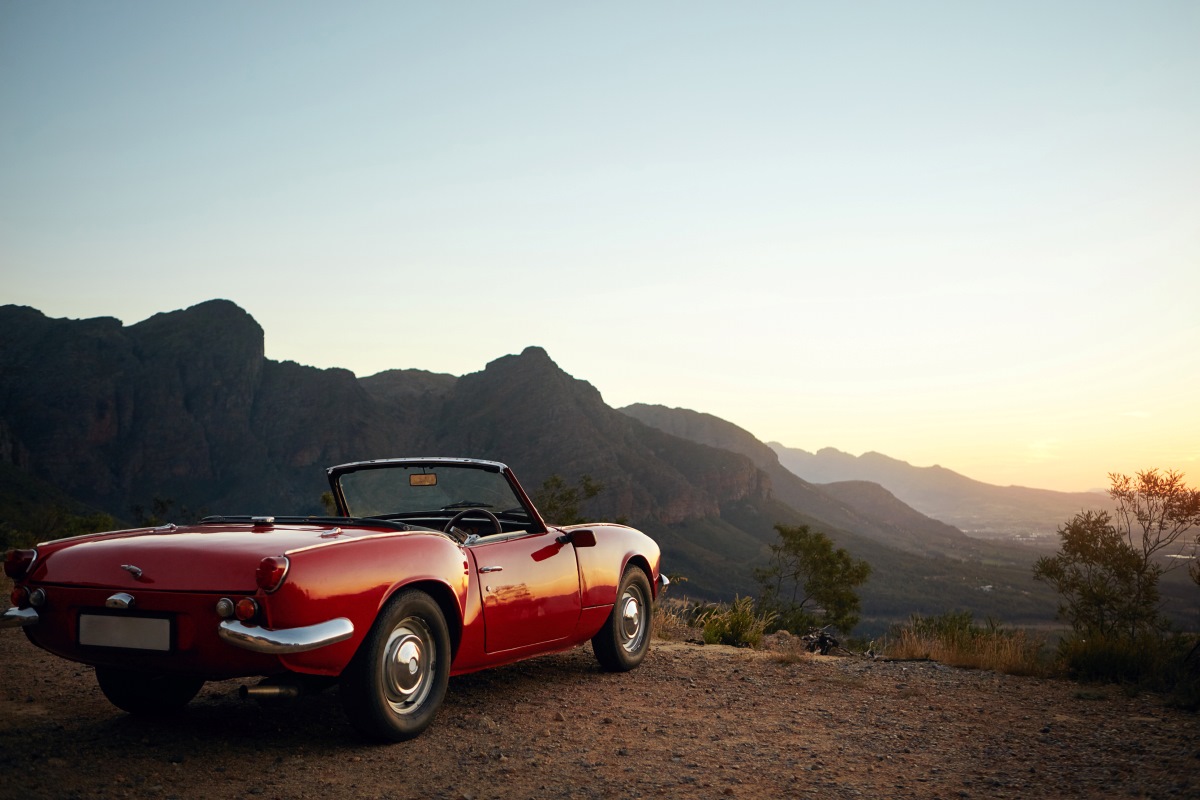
1,606 -> 38,628
218,617 -> 354,655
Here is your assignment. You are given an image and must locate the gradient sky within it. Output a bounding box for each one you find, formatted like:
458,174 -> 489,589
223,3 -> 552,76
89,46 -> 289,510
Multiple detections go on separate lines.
2,1 -> 1197,493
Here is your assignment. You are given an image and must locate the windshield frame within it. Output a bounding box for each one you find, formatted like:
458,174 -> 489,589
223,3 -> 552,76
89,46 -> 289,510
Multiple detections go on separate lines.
326,458 -> 547,534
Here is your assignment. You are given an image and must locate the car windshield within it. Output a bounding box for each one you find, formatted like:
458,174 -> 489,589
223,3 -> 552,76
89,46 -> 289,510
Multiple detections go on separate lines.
337,462 -> 529,520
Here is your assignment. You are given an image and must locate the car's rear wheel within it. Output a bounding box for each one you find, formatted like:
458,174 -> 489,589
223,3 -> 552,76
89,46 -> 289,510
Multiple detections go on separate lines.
340,589 -> 450,741
592,566 -> 652,671
95,667 -> 204,715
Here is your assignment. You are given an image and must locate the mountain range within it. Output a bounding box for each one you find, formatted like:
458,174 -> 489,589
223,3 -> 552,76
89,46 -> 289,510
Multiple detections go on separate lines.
2,299 -> 1131,632
769,445 -> 1108,540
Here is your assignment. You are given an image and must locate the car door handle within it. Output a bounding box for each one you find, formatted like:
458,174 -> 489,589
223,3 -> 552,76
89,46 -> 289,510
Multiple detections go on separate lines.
479,566 -> 503,573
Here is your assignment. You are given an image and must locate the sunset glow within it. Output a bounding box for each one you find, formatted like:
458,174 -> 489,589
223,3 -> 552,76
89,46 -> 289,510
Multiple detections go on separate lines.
2,2 -> 1196,493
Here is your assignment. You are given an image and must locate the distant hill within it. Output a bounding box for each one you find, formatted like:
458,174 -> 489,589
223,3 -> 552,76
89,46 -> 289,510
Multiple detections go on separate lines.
0,301 -> 1075,630
617,403 -> 1064,623
769,445 -> 1108,540
621,404 -> 1017,561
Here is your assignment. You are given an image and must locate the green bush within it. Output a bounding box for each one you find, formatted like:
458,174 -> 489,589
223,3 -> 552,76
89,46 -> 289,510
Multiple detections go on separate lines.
0,525 -> 37,551
1059,634 -> 1157,683
697,596 -> 775,648
1057,632 -> 1200,708
1,509 -> 118,552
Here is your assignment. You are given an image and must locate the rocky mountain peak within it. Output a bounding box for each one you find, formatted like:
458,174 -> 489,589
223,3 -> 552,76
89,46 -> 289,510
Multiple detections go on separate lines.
130,298 -> 264,362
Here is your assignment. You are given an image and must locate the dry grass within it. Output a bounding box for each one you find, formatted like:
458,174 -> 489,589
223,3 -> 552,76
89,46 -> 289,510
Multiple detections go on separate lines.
769,647 -> 808,665
652,597 -> 696,641
885,613 -> 1048,676
652,603 -> 1052,678
888,627 -> 1046,674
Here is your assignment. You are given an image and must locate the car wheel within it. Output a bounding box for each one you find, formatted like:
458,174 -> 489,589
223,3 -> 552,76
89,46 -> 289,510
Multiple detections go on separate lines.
340,589 -> 450,741
94,667 -> 204,715
592,566 -> 652,672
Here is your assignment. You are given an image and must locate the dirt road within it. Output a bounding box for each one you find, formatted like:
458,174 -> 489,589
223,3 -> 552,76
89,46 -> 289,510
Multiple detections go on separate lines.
1,626 -> 1197,800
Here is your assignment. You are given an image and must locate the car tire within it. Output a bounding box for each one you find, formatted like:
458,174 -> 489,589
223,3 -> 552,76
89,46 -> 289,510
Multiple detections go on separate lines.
592,566 -> 652,672
340,589 -> 451,742
94,667 -> 204,715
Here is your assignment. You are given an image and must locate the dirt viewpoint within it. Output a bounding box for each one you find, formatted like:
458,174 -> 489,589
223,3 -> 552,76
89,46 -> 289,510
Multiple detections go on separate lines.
1,626 -> 1197,800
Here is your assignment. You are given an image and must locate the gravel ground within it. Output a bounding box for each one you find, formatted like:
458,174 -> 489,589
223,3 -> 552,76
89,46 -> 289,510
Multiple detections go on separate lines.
2,619 -> 1198,800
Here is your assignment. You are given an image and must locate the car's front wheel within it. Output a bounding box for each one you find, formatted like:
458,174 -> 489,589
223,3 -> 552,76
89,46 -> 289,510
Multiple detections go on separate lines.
339,589 -> 451,741
592,566 -> 652,671
95,667 -> 204,715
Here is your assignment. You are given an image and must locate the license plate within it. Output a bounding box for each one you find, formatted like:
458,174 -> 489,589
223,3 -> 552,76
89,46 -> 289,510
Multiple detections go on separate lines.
79,614 -> 171,651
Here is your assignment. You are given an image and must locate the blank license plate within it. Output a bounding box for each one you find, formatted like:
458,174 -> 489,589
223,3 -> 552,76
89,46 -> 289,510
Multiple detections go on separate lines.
79,614 -> 171,651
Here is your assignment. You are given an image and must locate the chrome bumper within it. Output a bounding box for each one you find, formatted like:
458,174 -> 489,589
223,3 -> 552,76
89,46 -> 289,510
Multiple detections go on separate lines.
218,617 -> 354,655
1,607 -> 38,628
656,573 -> 670,594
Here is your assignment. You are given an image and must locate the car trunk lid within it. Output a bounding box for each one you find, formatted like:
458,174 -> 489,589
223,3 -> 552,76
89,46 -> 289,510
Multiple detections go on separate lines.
31,521 -> 410,593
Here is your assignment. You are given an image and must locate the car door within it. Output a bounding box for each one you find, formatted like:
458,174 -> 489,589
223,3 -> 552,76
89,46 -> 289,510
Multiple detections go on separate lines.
470,529 -> 582,653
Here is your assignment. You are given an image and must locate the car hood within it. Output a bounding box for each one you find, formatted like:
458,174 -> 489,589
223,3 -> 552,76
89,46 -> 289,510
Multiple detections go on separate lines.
31,521 -> 416,593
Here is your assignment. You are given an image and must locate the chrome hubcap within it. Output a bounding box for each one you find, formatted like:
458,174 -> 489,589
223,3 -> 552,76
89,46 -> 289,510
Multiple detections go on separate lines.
618,586 -> 647,653
382,617 -> 435,715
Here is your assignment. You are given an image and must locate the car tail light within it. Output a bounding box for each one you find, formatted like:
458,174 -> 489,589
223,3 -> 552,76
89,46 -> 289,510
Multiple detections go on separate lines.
235,597 -> 259,621
10,585 -> 30,608
4,548 -> 37,580
255,556 -> 289,593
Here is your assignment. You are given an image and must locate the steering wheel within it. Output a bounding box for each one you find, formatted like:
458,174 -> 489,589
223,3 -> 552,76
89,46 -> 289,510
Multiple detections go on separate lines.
444,508 -> 503,543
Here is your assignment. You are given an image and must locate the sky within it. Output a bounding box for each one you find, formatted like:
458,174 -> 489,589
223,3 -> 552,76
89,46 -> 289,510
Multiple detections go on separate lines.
2,1 -> 1197,493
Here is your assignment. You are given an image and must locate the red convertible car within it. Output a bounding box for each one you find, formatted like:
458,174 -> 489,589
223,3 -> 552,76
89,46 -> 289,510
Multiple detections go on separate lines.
2,458 -> 666,741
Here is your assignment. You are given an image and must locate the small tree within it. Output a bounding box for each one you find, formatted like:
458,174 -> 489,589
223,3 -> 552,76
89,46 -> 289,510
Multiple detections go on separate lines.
1110,468 -> 1200,573
532,474 -> 603,526
1034,469 -> 1200,641
754,523 -> 871,635
1033,510 -> 1147,638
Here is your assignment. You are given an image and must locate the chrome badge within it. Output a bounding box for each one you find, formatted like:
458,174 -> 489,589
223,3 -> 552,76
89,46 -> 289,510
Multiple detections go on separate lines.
120,564 -> 143,579
105,592 -> 136,609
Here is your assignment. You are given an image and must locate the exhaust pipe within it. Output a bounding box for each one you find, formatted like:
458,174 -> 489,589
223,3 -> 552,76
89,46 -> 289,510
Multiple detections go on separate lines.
239,682 -> 301,702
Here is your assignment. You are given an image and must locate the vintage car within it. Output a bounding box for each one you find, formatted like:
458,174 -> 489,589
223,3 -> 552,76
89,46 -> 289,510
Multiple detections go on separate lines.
2,457 -> 666,741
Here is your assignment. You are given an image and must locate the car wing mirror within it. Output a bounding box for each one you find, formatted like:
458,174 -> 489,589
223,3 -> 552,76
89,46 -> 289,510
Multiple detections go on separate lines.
555,529 -> 597,548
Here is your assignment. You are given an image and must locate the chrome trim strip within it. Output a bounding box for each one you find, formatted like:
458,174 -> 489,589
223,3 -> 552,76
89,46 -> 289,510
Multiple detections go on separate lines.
1,606 -> 39,628
284,529 -> 423,556
218,617 -> 354,655
327,457 -> 508,476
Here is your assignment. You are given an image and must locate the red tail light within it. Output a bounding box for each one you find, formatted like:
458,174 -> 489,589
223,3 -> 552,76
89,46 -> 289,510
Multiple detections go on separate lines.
4,549 -> 37,580
255,556 -> 289,592
235,597 -> 259,621
10,585 -> 30,608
